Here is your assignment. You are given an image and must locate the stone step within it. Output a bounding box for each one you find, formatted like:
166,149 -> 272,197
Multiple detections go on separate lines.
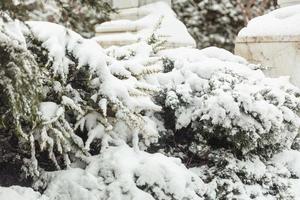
93,1 -> 196,49
111,7 -> 149,21
94,32 -> 138,48
95,20 -> 138,33
94,31 -> 195,49
95,7 -> 150,34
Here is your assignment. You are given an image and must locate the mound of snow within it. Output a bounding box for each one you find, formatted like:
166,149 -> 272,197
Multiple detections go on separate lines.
0,186 -> 43,200
41,145 -> 205,200
272,150 -> 300,177
239,5 -> 300,37
38,102 -> 62,122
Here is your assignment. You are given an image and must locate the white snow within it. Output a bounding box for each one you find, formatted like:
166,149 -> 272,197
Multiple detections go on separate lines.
0,186 -> 43,200
38,102 -> 61,121
41,144 -> 205,200
4,148 -> 300,200
26,21 -> 110,80
272,150 -> 300,199
290,179 -> 300,200
272,150 -> 300,177
239,5 -> 300,37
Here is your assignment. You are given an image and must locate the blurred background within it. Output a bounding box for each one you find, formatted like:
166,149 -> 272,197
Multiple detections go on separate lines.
173,0 -> 278,51
0,0 -> 277,51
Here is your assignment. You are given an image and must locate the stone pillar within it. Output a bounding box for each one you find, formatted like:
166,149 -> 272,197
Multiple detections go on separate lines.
235,0 -> 300,87
94,0 -> 195,48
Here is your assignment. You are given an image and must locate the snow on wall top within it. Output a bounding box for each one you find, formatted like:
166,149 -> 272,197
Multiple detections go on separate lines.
238,5 -> 300,37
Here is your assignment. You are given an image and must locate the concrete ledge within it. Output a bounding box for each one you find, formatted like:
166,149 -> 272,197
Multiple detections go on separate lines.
95,21 -> 138,33
94,32 -> 195,49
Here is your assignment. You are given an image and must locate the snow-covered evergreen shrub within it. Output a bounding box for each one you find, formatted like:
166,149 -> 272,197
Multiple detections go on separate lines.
2,6 -> 300,200
0,14 -> 209,198
0,14 -> 161,183
158,47 -> 300,157
146,46 -> 300,199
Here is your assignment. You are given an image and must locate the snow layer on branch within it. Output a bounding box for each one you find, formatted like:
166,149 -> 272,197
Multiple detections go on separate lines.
27,21 -> 160,111
271,150 -> 300,199
0,186 -> 43,200
273,150 -> 300,177
26,21 -> 109,80
239,5 -> 300,37
0,19 -> 27,47
24,21 -> 161,154
39,102 -> 61,121
40,145 -> 205,200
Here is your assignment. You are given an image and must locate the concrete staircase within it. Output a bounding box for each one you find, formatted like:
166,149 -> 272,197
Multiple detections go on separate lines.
94,1 -> 196,49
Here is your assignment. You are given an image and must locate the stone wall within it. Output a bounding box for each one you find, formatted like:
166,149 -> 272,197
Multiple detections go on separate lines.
235,36 -> 300,87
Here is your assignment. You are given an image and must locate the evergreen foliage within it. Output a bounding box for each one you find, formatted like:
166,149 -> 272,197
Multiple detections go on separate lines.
0,14 -> 160,185
150,47 -> 300,199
